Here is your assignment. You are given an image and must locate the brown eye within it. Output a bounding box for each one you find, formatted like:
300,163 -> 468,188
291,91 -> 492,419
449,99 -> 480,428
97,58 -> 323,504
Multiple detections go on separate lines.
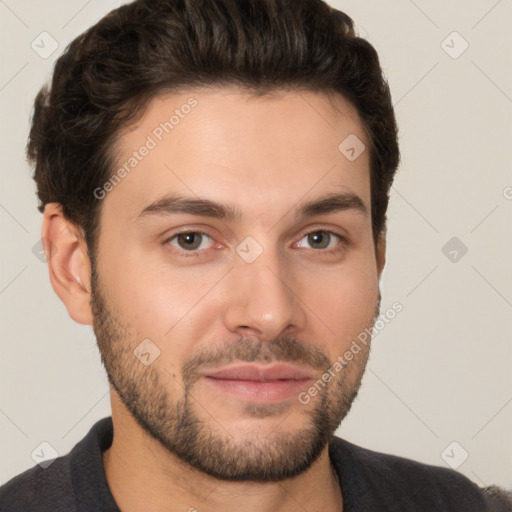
167,231 -> 214,253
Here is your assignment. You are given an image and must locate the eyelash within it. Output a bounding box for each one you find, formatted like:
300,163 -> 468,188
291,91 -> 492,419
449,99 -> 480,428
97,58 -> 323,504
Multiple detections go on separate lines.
163,228 -> 347,259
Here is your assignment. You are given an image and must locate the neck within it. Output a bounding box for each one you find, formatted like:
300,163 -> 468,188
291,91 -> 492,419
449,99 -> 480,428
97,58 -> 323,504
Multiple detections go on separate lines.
102,398 -> 343,512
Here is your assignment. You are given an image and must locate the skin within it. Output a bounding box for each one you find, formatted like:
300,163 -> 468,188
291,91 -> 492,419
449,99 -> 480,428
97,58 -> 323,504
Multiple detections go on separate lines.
42,87 -> 386,512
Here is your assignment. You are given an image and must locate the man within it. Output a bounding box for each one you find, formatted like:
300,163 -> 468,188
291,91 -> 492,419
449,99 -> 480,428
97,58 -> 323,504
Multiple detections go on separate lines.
0,0 -> 510,510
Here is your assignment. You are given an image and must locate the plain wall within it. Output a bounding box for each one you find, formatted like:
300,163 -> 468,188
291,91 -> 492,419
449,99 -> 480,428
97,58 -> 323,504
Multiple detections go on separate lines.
0,0 -> 511,489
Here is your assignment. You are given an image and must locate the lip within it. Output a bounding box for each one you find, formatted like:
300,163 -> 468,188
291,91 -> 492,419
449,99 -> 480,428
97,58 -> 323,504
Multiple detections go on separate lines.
204,363 -> 314,381
200,363 -> 314,402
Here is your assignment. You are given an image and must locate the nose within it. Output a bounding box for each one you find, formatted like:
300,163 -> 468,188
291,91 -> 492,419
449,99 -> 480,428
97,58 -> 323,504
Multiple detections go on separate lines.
222,247 -> 307,341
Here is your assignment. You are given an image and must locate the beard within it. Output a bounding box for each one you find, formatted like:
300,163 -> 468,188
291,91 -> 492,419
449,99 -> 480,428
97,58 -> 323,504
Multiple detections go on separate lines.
90,263 -> 379,482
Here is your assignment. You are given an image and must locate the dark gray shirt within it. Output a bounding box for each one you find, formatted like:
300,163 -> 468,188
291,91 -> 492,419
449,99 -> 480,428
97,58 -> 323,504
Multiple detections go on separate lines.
0,417 -> 510,511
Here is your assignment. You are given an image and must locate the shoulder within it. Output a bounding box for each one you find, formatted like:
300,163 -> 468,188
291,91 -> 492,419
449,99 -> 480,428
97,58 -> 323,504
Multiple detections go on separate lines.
329,436 -> 512,511
0,417 -> 115,512
0,455 -> 75,512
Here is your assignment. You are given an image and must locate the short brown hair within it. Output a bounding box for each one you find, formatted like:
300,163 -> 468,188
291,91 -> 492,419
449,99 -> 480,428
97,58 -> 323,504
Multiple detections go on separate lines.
28,0 -> 400,258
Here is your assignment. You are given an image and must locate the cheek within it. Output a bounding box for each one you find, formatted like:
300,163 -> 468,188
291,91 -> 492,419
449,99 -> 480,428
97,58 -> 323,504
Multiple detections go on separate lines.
297,260 -> 379,343
99,247 -> 222,352
338,277 -> 378,332
98,228 -> 379,359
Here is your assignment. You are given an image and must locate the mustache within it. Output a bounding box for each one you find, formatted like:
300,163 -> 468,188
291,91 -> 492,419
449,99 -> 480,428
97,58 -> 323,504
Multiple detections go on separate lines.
179,293 -> 382,390
181,335 -> 331,390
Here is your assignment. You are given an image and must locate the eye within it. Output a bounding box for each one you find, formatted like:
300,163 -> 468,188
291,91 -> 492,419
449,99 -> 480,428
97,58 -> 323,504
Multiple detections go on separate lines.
166,231 -> 215,255
164,228 -> 346,259
295,230 -> 344,252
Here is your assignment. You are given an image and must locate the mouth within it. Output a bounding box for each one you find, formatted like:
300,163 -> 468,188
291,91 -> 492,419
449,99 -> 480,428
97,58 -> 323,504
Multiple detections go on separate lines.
200,363 -> 314,402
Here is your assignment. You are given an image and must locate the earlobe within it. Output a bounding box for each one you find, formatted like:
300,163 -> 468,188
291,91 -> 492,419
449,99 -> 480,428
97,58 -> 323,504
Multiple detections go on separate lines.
41,203 -> 93,325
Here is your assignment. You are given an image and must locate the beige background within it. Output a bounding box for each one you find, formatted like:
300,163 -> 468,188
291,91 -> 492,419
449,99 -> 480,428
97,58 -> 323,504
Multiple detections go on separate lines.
0,0 -> 511,489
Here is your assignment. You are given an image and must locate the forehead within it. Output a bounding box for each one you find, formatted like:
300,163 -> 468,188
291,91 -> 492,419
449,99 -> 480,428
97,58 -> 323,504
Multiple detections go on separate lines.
104,86 -> 371,226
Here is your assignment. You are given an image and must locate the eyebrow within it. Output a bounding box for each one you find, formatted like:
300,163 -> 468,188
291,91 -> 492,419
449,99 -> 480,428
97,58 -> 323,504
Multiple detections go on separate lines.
137,191 -> 368,223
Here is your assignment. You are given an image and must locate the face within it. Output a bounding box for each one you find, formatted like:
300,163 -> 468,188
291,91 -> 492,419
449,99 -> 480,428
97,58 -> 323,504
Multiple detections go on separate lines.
90,87 -> 383,481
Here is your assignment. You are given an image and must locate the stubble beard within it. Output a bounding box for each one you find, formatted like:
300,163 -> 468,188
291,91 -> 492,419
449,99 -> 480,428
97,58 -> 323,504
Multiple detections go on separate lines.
90,263 -> 378,481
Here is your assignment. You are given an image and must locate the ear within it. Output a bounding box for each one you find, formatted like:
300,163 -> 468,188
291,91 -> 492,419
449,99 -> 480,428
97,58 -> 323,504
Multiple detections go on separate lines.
41,203 -> 93,325
375,233 -> 386,278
